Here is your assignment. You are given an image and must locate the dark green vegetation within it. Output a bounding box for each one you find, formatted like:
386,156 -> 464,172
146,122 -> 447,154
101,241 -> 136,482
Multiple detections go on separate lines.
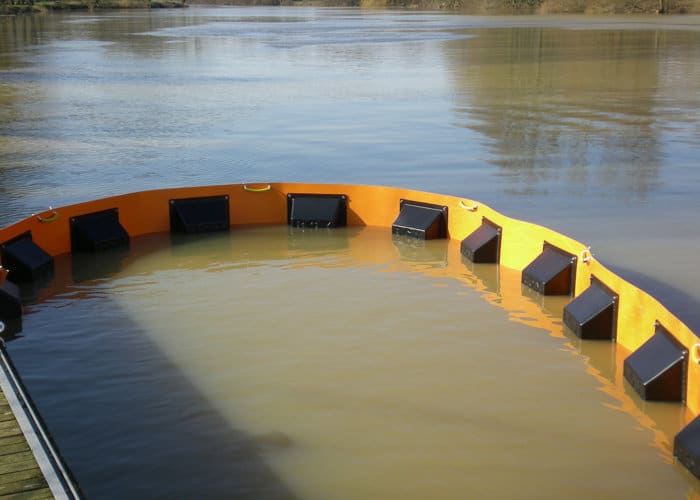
0,0 -> 186,14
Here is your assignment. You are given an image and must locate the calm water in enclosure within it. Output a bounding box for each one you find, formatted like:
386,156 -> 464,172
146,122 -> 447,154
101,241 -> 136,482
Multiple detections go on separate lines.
2,6 -> 700,497
8,226 -> 700,498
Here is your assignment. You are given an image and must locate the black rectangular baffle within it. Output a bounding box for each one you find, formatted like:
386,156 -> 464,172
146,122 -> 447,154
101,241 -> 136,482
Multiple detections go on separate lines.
562,277 -> 618,340
521,243 -> 576,295
287,194 -> 347,228
170,195 -> 230,234
70,208 -> 130,253
674,415 -> 700,480
460,218 -> 501,264
0,232 -> 53,283
623,323 -> 687,402
391,200 -> 447,240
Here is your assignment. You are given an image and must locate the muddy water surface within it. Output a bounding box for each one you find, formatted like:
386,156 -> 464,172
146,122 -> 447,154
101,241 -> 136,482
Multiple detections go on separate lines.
8,227 -> 700,498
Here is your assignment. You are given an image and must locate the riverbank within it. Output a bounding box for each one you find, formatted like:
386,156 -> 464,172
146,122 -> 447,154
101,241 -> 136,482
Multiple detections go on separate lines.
191,0 -> 697,13
2,0 -> 698,13
0,0 -> 186,14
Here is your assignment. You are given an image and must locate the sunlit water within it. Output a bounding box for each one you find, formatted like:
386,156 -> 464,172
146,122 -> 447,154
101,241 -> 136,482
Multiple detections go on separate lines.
2,9 -> 700,329
10,227 -> 700,498
2,7 -> 700,498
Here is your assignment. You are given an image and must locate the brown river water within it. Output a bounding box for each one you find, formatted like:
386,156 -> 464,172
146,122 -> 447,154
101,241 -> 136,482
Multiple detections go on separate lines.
2,7 -> 700,498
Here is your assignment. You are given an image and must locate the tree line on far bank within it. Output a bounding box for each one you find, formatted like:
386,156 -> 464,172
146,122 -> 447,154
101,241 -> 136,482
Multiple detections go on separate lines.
1,0 -> 696,17
0,0 -> 185,14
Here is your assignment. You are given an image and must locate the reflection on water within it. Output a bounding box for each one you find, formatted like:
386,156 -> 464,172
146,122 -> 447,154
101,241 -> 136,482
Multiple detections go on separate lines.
392,233 -> 448,267
2,9 -> 700,333
448,28 -> 700,198
2,10 -> 700,215
8,226 -> 700,498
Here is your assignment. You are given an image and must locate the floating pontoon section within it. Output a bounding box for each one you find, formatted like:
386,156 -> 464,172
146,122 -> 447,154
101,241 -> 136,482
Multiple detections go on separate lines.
1,232 -> 54,283
623,323 -> 687,401
392,200 -> 447,240
563,277 -> 618,340
0,279 -> 21,335
674,416 -> 700,480
169,195 -> 230,234
521,243 -> 576,295
460,218 -> 501,264
70,208 -> 129,253
287,194 -> 347,228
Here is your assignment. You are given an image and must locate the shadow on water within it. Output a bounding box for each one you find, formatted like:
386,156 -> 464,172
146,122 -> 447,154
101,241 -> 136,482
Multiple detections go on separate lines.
604,261 -> 700,336
7,235 -> 300,499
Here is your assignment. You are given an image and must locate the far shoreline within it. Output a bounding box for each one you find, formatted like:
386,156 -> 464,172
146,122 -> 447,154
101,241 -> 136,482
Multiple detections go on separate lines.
2,0 -> 698,18
1,0 -> 187,14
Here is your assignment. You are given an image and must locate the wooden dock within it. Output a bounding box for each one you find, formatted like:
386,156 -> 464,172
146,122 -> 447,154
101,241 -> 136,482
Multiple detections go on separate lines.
0,387 -> 52,499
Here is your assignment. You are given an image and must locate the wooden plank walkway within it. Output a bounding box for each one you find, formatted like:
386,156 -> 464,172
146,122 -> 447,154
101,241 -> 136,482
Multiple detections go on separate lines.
0,388 -> 53,499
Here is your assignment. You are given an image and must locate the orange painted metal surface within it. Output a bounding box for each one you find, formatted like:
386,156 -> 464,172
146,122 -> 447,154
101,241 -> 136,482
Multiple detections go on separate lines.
1,182 -> 699,419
